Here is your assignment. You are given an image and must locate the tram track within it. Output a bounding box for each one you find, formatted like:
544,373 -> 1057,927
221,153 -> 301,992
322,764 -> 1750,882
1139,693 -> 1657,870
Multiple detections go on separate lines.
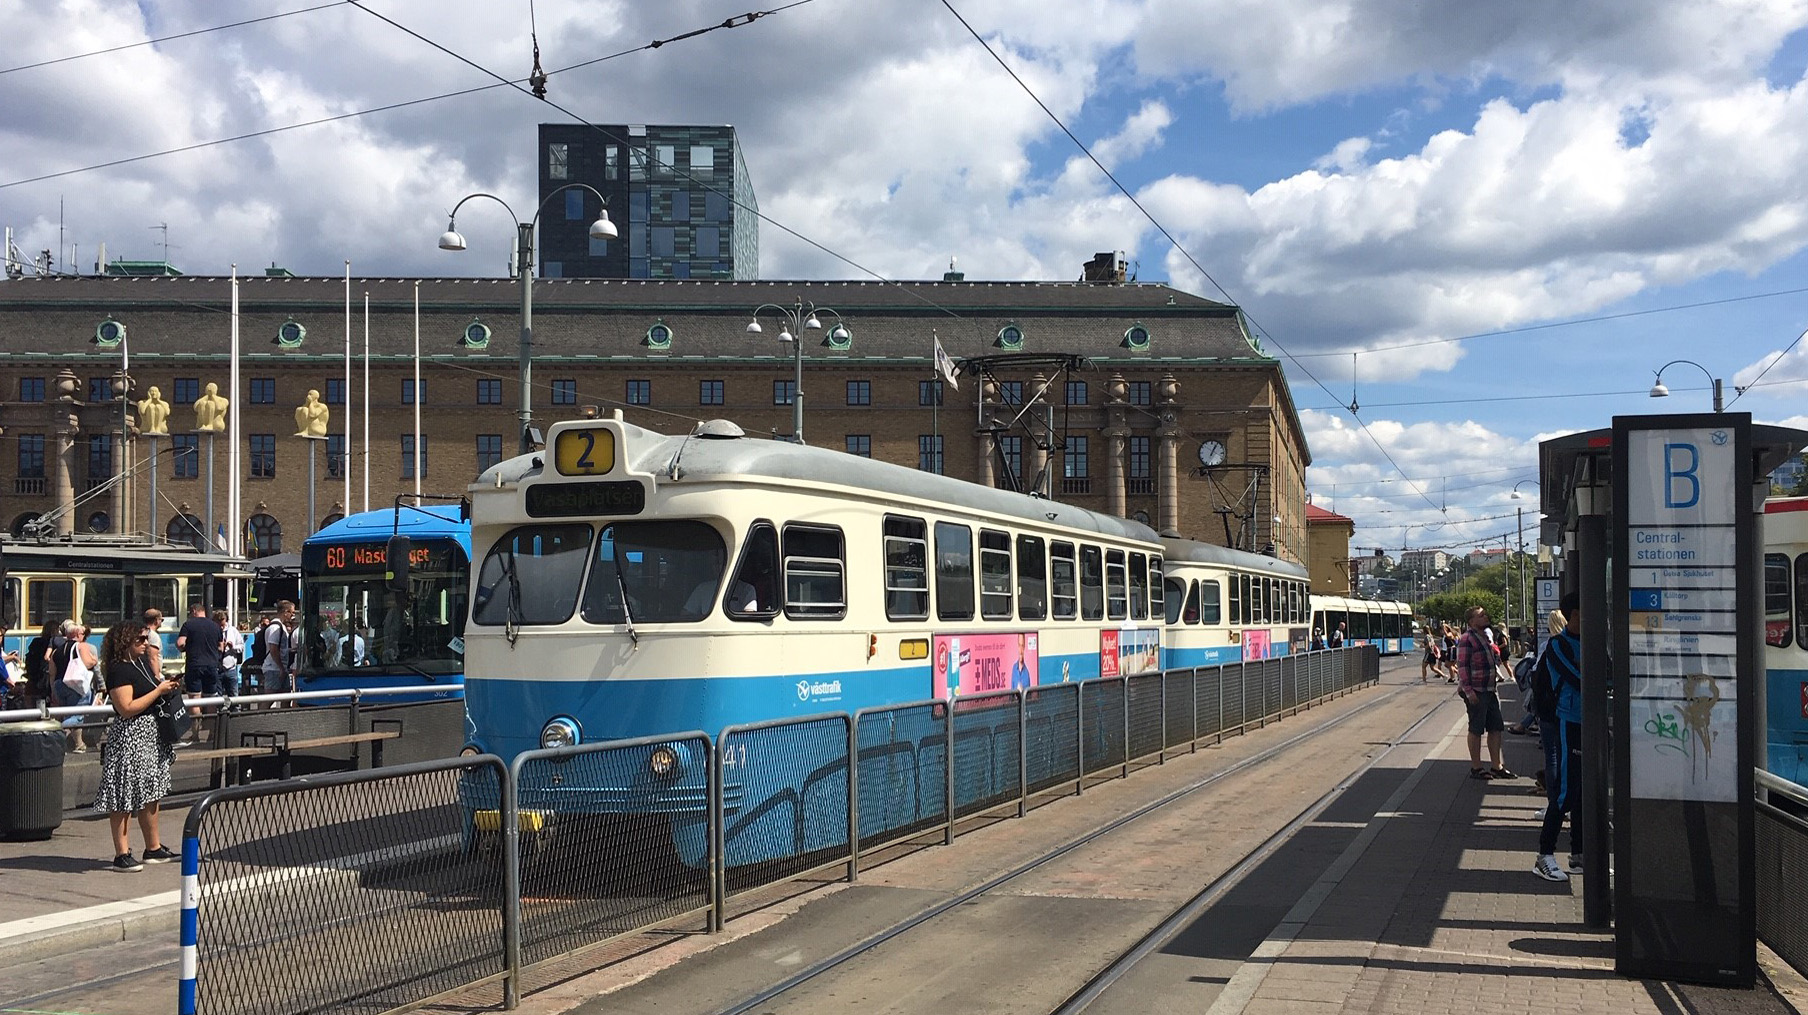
702,667 -> 1450,1015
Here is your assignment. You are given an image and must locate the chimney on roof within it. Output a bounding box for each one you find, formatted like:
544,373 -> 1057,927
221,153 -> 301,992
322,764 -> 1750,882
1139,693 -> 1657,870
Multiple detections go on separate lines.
1081,251 -> 1126,283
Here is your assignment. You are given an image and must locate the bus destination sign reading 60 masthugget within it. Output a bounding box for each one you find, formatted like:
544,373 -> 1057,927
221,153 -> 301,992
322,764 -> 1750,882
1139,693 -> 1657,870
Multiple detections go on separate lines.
526,480 -> 646,518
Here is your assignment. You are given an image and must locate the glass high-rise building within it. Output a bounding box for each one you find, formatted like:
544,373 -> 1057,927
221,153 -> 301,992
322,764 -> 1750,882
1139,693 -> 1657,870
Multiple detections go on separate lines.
537,123 -> 759,280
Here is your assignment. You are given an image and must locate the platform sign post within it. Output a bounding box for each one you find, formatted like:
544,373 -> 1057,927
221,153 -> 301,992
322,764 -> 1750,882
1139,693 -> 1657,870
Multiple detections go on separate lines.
1611,412 -> 1755,987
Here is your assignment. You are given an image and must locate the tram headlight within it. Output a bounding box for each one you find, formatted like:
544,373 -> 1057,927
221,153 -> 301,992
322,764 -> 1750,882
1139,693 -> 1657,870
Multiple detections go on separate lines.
539,717 -> 582,750
648,744 -> 680,779
459,745 -> 481,758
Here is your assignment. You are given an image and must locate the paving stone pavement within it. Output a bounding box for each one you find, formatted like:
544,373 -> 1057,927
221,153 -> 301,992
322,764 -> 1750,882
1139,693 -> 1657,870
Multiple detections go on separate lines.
1228,712 -> 1801,1015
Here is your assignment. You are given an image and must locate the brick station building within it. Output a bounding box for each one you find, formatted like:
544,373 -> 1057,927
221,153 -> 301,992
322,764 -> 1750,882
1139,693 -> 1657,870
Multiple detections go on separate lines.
0,271 -> 1311,563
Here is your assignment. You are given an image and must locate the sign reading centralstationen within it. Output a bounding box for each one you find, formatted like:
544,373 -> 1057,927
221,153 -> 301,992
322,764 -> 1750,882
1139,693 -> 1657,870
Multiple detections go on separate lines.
1624,426 -> 1739,803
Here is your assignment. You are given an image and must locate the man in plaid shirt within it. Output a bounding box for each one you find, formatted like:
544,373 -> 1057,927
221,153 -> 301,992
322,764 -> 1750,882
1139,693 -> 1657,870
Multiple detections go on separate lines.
1456,605 -> 1514,780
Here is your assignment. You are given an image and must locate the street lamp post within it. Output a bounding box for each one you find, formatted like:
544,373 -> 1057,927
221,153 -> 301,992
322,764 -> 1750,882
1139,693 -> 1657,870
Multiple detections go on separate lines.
746,301 -> 851,445
1510,479 -> 1539,633
1648,359 -> 1724,412
439,186 -> 617,455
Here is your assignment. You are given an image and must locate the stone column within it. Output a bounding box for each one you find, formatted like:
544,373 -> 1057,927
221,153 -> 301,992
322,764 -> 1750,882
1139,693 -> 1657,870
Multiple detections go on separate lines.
1106,373 -> 1128,517
1157,373 -> 1182,536
52,370 -> 79,537
1026,372 -> 1048,494
975,378 -> 996,489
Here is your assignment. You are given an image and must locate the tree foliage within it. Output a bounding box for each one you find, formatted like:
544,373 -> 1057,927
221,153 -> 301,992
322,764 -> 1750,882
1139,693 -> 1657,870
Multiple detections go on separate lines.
1417,588 -> 1505,626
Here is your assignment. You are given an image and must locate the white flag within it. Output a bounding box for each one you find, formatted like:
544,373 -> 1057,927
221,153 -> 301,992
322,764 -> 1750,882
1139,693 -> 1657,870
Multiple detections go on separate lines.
933,336 -> 961,390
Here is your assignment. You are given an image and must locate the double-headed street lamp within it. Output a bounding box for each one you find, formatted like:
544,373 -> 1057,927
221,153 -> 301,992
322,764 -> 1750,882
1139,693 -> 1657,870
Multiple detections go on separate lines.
746,301 -> 850,445
439,185 -> 617,455
1649,358 -> 1724,412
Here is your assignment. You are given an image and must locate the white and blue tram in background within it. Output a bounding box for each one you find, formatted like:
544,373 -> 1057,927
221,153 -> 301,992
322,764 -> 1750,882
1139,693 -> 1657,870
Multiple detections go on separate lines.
461,414 -> 1395,866
1764,496 -> 1808,784
1310,595 -> 1415,656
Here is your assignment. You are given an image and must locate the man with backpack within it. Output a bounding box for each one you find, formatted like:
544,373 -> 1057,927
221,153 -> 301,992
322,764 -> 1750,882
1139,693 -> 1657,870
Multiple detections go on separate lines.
1533,593 -> 1584,882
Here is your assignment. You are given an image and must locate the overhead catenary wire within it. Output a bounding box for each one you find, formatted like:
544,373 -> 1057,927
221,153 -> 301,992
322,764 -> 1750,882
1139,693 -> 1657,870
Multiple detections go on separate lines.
0,2 -> 351,77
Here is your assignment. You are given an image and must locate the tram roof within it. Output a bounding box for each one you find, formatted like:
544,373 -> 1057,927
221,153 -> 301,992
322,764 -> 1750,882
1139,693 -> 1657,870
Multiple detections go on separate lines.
0,537 -> 250,574
1159,536 -> 1309,579
489,419 -> 1166,544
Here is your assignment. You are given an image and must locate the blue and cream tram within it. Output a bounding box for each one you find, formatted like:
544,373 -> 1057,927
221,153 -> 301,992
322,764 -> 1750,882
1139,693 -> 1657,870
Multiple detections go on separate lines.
1311,595 -> 1415,656
1161,538 -> 1311,666
1763,496 -> 1808,783
462,415 -> 1173,865
296,506 -> 471,702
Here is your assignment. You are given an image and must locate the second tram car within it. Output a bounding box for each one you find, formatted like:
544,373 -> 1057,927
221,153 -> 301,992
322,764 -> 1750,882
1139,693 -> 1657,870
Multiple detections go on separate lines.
297,506 -> 471,701
1311,595 -> 1415,655
1764,496 -> 1808,783
1161,537 -> 1311,665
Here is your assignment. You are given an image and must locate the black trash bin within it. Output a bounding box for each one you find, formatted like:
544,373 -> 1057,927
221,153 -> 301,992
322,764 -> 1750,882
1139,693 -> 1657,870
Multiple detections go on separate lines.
0,719 -> 65,840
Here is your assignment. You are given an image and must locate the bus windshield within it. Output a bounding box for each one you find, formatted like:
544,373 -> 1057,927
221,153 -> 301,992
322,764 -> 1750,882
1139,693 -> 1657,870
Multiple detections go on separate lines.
298,537 -> 468,675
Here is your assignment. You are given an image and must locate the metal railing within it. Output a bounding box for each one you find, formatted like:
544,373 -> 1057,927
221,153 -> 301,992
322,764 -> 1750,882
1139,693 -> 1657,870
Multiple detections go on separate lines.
1757,769 -> 1808,978
178,647 -> 1380,1014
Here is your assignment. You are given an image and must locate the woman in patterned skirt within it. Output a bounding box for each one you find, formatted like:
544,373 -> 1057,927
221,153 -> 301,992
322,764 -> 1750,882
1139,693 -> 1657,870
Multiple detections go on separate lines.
93,620 -> 183,872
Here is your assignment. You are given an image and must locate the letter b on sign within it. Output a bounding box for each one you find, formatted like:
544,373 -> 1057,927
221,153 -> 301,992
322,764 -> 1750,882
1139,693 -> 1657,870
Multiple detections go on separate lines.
1664,442 -> 1700,509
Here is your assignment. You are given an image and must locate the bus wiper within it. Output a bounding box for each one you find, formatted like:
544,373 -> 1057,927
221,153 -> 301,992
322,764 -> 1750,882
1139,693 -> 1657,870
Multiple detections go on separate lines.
615,568 -> 639,648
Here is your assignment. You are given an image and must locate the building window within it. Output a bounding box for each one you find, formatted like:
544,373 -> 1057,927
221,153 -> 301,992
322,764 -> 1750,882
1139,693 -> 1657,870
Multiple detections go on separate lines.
651,227 -> 675,257
691,145 -> 715,174
248,513 -> 282,556
629,145 -> 647,182
477,378 -> 502,404
845,435 -> 871,457
547,142 -> 568,179
542,261 -> 562,278
695,226 -> 720,258
919,380 -> 943,406
1063,436 -> 1090,494
999,435 -> 1023,488
19,377 -> 44,402
476,434 -> 503,472
847,380 -> 872,406
774,380 -> 795,405
1128,436 -> 1153,494
167,513 -> 205,551
672,192 -> 691,221
88,376 -> 112,402
325,434 -> 345,478
629,190 -> 648,223
626,380 -> 651,405
18,434 -> 44,478
700,380 -> 724,406
999,381 -> 1022,406
1066,380 -> 1088,405
654,144 -> 674,175
324,378 -> 345,405
918,435 -> 943,474
171,435 -> 199,479
172,378 -> 199,405
551,379 -> 577,405
565,188 -> 584,220
997,324 -> 1024,349
1128,380 -> 1152,406
604,145 -> 618,181
402,379 -> 425,404
250,378 -> 275,404
589,234 -> 609,257
401,435 -> 427,479
88,434 -> 113,477
705,191 -> 730,221
250,434 -> 275,478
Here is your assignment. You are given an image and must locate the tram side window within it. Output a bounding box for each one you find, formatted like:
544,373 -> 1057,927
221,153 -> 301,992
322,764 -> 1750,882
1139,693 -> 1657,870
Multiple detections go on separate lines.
1104,549 -> 1128,620
1796,553 -> 1808,650
27,579 -> 72,628
1080,545 -> 1104,620
783,525 -> 846,619
1127,552 -> 1147,621
81,578 -> 125,628
883,516 -> 929,621
1289,583 -> 1301,624
1149,557 -> 1163,621
476,523 -> 592,626
1200,580 -> 1222,624
137,579 -> 179,626
1167,578 -> 1189,625
1051,542 -> 1078,620
1766,552 -> 1793,648
726,521 -> 781,621
1227,575 -> 1241,626
1017,534 -> 1047,621
980,529 -> 1013,620
935,522 -> 974,621
1,578 -> 17,627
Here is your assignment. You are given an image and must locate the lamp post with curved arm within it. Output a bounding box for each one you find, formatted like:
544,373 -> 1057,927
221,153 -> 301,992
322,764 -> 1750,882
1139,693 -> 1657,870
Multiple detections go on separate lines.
1509,479 -> 1539,632
746,301 -> 851,445
439,185 -> 617,455
1649,359 -> 1724,413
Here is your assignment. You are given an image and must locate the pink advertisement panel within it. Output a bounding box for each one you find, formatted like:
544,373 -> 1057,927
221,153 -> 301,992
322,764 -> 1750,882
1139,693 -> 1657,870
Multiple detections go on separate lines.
1100,628 -> 1160,678
933,632 -> 1039,697
1243,628 -> 1272,661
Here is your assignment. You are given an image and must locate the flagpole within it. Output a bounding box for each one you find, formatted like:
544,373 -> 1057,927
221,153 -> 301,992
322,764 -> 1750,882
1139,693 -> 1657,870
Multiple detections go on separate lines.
930,330 -> 938,472
413,281 -> 422,498
229,266 -> 241,558
343,261 -> 352,514
362,292 -> 370,513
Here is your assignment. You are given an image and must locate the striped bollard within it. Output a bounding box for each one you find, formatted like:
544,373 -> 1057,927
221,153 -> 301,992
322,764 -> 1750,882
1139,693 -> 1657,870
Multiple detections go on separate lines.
178,835 -> 200,1014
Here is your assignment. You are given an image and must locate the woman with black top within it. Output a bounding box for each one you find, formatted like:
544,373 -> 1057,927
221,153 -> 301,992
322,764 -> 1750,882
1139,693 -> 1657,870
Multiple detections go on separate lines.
93,620 -> 181,872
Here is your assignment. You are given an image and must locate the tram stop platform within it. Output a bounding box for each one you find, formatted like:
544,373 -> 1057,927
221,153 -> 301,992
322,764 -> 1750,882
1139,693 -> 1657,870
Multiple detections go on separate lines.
1206,709 -> 1806,1015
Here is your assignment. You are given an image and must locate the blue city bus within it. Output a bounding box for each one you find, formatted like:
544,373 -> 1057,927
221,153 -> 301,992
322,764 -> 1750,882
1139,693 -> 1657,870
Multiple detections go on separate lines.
295,505 -> 470,702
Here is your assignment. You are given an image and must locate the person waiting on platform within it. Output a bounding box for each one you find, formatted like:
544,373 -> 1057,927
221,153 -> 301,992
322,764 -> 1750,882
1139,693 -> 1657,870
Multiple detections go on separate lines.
1456,606 -> 1513,781
93,620 -> 181,873
1532,596 -> 1585,882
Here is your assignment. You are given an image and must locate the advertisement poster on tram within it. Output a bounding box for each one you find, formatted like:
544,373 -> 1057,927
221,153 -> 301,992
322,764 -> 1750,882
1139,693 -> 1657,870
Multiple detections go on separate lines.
1100,628 -> 1160,678
1243,628 -> 1272,661
934,632 -> 1038,697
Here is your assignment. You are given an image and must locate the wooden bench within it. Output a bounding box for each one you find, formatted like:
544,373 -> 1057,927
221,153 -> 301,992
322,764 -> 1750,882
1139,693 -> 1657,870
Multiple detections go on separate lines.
174,745 -> 273,788
239,719 -> 405,780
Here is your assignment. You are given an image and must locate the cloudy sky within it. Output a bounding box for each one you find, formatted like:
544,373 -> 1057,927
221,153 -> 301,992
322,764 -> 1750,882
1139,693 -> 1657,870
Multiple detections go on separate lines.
5,0 -> 1808,560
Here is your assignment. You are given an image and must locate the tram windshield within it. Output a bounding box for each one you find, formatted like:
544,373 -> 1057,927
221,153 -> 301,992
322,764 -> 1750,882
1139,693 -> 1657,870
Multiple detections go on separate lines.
298,537 -> 468,675
582,521 -> 727,624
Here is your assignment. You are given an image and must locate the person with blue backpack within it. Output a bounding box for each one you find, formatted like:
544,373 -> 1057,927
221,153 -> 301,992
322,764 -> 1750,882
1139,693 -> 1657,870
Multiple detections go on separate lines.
1533,593 -> 1585,882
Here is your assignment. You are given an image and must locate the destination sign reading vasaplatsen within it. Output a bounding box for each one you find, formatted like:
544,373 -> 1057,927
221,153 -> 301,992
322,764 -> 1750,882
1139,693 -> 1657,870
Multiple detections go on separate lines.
525,480 -> 647,518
